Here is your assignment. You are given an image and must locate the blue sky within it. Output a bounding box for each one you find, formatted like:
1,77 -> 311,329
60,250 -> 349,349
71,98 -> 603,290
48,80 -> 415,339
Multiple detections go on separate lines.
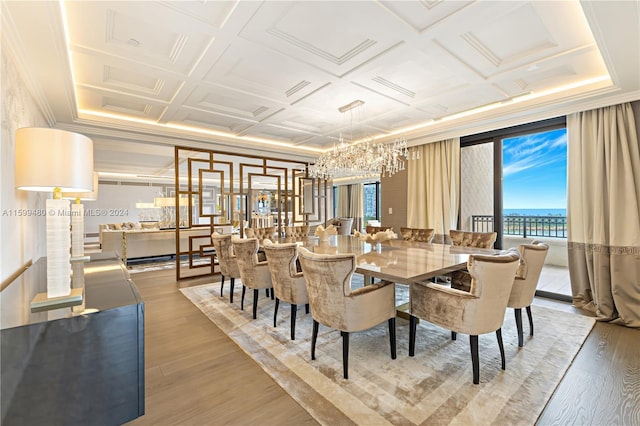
502,128 -> 567,209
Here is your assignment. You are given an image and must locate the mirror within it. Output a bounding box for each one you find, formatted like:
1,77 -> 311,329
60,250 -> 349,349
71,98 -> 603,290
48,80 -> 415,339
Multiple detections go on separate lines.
299,177 -> 316,215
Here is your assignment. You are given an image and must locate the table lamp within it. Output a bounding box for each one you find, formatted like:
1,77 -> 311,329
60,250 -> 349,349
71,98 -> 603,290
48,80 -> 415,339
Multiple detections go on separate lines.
15,127 -> 94,310
62,171 -> 99,258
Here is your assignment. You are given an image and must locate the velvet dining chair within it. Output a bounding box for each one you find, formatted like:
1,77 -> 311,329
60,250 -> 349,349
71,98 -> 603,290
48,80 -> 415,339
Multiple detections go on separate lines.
263,240 -> 310,340
409,251 -> 520,384
297,246 -> 396,379
232,237 -> 274,319
508,241 -> 549,347
210,232 -> 241,303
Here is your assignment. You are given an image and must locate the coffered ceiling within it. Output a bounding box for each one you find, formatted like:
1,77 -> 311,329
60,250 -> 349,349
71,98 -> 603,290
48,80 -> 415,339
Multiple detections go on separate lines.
3,1 -> 639,179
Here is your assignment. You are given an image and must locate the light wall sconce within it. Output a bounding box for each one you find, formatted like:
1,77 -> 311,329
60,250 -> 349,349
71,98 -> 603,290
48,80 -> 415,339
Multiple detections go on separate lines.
15,127 -> 94,311
62,171 -> 99,258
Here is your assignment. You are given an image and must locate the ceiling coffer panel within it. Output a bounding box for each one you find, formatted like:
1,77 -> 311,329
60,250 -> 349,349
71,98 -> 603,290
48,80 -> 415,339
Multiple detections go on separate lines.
183,84 -> 282,121
174,110 -> 254,134
77,88 -> 165,119
201,39 -> 329,103
65,2 -> 215,75
237,1 -> 412,76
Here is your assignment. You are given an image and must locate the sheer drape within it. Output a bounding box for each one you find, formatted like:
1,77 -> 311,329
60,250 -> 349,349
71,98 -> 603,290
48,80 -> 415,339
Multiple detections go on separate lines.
349,183 -> 364,233
335,184 -> 363,233
407,138 -> 460,243
567,102 -> 640,328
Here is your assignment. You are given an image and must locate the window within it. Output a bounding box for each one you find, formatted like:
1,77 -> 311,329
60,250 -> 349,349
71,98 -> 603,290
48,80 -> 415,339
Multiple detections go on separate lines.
363,182 -> 380,223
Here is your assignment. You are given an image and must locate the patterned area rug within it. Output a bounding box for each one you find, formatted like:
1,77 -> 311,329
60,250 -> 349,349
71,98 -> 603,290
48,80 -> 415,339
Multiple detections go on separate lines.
181,281 -> 595,425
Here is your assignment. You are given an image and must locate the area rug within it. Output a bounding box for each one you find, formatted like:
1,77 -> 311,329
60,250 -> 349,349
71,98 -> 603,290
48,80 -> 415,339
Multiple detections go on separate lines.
180,281 -> 595,425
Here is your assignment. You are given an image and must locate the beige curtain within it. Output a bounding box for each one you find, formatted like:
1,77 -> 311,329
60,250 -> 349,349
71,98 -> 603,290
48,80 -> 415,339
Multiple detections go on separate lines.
407,138 -> 460,243
335,184 -> 362,233
336,186 -> 350,218
567,102 -> 640,328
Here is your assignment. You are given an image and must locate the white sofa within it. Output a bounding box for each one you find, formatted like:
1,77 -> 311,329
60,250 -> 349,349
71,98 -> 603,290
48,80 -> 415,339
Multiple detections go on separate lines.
101,228 -> 213,261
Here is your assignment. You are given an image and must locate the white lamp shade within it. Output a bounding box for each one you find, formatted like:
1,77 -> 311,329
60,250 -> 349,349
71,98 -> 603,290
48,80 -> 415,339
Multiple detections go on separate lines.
15,127 -> 94,192
62,172 -> 99,201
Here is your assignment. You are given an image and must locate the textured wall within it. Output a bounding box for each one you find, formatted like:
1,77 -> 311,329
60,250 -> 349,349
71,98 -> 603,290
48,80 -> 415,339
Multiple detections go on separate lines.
460,143 -> 494,231
1,50 -> 49,283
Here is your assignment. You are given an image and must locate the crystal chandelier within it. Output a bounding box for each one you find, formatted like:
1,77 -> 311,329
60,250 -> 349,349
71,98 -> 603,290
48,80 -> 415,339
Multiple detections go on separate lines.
309,100 -> 419,179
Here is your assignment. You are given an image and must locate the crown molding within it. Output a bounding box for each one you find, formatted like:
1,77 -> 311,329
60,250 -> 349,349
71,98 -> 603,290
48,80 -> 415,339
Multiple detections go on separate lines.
55,120 -> 317,163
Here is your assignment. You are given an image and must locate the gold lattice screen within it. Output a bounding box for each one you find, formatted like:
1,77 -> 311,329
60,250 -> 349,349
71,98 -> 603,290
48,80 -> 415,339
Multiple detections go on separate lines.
174,146 -> 329,281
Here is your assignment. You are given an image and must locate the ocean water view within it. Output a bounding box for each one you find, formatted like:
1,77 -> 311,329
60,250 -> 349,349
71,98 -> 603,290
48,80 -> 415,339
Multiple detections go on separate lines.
504,208 -> 566,216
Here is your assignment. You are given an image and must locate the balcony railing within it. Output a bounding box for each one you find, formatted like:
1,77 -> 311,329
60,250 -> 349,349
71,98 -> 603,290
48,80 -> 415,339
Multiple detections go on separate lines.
472,215 -> 567,238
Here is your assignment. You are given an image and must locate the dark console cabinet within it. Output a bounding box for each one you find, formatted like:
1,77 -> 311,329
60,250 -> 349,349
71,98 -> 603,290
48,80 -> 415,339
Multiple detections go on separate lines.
1,254 -> 144,425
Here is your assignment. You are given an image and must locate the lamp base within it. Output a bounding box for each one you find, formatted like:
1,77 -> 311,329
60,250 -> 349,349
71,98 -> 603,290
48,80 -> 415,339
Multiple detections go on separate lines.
30,288 -> 84,313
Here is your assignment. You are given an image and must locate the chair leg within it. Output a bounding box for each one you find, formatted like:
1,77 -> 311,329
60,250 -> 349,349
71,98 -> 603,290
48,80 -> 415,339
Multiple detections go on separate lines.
241,285 -> 246,310
496,328 -> 506,370
305,303 -> 309,314
220,275 -> 225,297
311,320 -> 319,360
291,304 -> 297,340
265,289 -> 269,298
252,289 -> 259,319
409,315 -> 417,356
451,331 -> 457,340
470,335 -> 479,384
273,298 -> 279,327
229,278 -> 235,304
388,317 -> 396,359
514,308 -> 524,347
270,288 -> 274,300
341,331 -> 349,379
526,305 -> 534,336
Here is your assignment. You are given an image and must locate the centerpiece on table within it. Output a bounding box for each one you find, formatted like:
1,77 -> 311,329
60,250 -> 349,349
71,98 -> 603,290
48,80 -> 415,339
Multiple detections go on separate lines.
353,228 -> 397,244
314,224 -> 338,242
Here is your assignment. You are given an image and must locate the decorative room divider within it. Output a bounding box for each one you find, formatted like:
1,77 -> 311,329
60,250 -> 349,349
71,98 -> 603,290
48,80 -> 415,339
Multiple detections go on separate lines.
174,146 -> 330,280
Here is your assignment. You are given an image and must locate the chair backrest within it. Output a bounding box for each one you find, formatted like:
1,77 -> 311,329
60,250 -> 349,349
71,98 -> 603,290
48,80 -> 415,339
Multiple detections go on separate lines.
449,229 -> 497,248
297,246 -> 357,330
263,241 -> 308,304
508,241 -> 549,308
244,226 -> 276,242
400,227 -> 435,243
232,237 -> 272,289
466,252 -> 520,334
210,232 -> 240,277
337,218 -> 354,235
284,225 -> 310,238
366,225 -> 393,234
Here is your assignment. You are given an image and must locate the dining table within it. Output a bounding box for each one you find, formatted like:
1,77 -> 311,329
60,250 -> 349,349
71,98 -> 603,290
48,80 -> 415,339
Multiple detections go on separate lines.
280,234 -> 500,319
283,234 -> 500,285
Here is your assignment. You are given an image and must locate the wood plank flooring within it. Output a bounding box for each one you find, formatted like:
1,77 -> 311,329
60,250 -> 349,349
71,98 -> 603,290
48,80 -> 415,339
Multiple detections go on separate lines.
127,268 -> 639,426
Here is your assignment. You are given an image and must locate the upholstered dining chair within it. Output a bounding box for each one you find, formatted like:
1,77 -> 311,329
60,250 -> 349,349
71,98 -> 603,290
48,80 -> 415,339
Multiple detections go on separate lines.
400,227 -> 435,243
409,251 -> 520,384
283,225 -> 310,239
232,237 -> 274,320
508,241 -> 549,347
210,232 -> 241,303
263,240 -> 310,340
296,246 -> 397,379
328,217 -> 354,235
449,229 -> 498,290
365,225 -> 393,234
244,226 -> 277,242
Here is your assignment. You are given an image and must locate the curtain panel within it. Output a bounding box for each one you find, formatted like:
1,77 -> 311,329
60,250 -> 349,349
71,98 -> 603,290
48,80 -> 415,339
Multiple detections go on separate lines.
567,102 -> 640,328
407,138 -> 460,243
335,184 -> 363,233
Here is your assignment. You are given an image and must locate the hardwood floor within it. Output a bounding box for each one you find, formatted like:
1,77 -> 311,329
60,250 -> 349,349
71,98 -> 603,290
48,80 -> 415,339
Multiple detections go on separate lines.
127,268 -> 639,426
